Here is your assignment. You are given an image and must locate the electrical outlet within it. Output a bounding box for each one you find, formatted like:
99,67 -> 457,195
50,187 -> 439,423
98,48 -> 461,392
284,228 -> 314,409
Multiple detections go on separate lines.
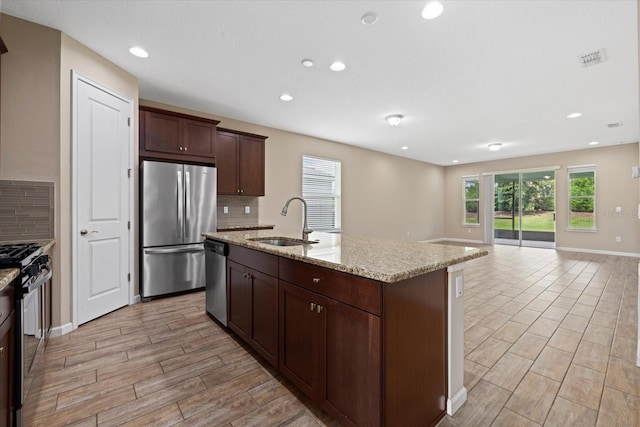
223,206 -> 228,214
245,206 -> 250,214
455,275 -> 464,298
615,206 -> 622,213
616,236 -> 621,243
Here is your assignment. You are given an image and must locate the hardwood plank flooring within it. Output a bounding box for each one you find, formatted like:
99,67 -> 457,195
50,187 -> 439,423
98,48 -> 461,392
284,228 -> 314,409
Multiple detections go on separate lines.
24,244 -> 639,426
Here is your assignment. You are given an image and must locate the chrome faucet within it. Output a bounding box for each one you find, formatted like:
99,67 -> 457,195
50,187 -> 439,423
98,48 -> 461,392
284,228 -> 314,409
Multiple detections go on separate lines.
281,197 -> 313,240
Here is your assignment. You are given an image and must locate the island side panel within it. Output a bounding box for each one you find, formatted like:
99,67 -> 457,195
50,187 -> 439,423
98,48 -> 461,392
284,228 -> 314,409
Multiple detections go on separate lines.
383,269 -> 447,427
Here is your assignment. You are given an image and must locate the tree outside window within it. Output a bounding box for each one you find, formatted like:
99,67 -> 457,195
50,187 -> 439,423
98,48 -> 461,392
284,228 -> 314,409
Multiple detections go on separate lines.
568,167 -> 595,230
463,176 -> 480,225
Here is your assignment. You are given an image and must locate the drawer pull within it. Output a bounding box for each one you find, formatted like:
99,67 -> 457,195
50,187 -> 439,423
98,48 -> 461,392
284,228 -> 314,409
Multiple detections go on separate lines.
317,305 -> 323,314
0,347 -> 4,359
310,303 -> 316,311
312,278 -> 321,284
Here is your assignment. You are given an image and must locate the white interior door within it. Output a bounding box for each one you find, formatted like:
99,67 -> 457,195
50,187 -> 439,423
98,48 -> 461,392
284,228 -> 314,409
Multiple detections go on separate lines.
75,76 -> 131,325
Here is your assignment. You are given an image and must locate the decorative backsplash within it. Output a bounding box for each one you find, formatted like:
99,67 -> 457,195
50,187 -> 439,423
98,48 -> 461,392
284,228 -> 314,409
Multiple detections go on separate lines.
0,180 -> 54,241
216,196 -> 259,227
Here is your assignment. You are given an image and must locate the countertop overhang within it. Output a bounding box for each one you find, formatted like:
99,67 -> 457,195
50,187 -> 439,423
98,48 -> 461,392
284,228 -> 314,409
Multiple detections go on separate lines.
203,230 -> 488,283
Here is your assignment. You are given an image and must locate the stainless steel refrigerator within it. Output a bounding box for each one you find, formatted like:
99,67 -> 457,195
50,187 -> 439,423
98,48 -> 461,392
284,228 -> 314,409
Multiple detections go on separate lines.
141,160 -> 217,299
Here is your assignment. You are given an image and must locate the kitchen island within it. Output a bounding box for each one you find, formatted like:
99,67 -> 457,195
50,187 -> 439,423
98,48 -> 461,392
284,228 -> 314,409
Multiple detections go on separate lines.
203,230 -> 487,427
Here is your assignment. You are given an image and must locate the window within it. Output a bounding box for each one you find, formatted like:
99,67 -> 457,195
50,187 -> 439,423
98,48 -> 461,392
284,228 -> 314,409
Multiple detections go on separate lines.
568,166 -> 596,230
302,155 -> 341,232
463,176 -> 480,226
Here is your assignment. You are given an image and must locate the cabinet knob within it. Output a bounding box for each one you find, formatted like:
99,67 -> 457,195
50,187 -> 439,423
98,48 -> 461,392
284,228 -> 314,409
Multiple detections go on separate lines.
179,146 -> 184,151
310,303 -> 316,311
0,347 -> 4,359
184,146 -> 188,151
312,278 -> 321,284
317,305 -> 323,314
240,189 -> 244,193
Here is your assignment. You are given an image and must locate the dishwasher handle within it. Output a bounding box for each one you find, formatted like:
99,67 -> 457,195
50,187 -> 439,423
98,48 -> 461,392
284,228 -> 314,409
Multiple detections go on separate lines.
205,240 -> 228,256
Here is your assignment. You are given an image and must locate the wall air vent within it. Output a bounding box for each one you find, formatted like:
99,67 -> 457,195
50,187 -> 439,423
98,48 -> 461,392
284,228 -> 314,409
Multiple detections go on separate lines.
578,49 -> 606,67
607,122 -> 621,128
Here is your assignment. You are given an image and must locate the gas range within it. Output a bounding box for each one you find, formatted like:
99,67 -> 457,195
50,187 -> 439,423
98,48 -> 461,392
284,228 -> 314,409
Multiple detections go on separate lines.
0,242 -> 50,296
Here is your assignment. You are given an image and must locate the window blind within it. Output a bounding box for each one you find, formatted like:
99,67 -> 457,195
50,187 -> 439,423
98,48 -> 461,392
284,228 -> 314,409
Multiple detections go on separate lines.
302,155 -> 341,231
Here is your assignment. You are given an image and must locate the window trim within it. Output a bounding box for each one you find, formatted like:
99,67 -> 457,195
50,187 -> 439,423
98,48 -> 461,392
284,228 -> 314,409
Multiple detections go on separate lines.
302,154 -> 342,232
567,165 -> 596,231
462,175 -> 480,227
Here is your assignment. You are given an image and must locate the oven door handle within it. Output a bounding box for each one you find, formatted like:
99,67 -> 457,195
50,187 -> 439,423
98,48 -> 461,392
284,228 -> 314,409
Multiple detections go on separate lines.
25,265 -> 52,294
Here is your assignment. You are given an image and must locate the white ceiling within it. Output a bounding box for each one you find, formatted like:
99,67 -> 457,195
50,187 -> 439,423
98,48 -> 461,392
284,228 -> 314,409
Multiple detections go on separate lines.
2,0 -> 638,166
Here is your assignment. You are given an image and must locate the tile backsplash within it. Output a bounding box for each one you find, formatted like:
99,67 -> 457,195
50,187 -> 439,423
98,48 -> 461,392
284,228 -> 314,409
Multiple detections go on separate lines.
216,196 -> 259,228
0,180 -> 55,241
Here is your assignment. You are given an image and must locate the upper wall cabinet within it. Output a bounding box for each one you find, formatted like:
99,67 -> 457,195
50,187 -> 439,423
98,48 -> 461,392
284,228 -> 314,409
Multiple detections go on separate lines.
139,106 -> 220,164
216,128 -> 267,196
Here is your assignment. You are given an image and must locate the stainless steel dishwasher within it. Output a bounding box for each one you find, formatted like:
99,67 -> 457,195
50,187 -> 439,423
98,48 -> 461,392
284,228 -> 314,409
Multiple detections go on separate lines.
204,239 -> 228,326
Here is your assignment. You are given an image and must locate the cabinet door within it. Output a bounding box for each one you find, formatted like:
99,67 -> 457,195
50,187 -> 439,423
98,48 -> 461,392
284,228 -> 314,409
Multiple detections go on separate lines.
0,312 -> 13,427
279,281 -> 325,400
227,261 -> 251,341
183,118 -> 215,158
323,299 -> 381,426
215,131 -> 239,195
143,111 -> 181,154
250,270 -> 278,367
238,136 -> 265,196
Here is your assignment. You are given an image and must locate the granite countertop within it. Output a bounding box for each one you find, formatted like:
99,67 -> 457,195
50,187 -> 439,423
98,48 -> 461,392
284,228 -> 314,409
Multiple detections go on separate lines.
216,224 -> 275,232
203,230 -> 488,283
0,239 -> 55,291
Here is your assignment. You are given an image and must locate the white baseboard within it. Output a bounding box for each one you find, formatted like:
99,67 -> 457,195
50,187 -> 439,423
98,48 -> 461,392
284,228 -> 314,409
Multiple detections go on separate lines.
556,246 -> 640,258
49,322 -> 74,337
132,294 -> 141,304
447,386 -> 467,415
423,238 -> 484,245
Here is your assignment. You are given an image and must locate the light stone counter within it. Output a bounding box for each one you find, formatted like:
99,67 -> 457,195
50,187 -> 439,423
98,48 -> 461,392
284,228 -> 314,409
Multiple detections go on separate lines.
0,268 -> 19,290
203,230 -> 488,283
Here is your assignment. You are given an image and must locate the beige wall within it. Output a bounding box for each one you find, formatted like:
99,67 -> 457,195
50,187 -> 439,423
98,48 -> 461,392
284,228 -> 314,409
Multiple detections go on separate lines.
140,99 -> 446,242
0,14 -> 138,329
444,143 -> 640,255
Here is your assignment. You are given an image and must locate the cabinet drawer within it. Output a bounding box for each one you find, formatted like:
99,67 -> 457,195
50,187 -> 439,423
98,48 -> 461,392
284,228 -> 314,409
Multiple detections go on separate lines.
279,258 -> 381,315
0,276 -> 15,326
228,244 -> 278,277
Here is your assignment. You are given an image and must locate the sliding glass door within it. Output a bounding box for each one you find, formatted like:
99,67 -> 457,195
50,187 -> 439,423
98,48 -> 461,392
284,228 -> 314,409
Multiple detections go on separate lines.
494,171 -> 556,248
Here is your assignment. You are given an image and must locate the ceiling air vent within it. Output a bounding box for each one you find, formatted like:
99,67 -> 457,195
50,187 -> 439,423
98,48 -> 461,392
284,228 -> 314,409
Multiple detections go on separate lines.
578,49 -> 606,67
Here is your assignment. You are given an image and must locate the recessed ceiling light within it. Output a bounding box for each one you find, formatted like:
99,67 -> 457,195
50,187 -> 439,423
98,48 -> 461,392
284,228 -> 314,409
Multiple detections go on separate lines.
329,61 -> 346,72
385,114 -> 404,126
129,46 -> 149,58
422,1 -> 444,19
301,59 -> 314,67
488,143 -> 502,151
567,112 -> 582,119
401,146 -> 409,150
361,12 -> 378,25
589,141 -> 599,145
452,160 -> 460,164
279,93 -> 293,102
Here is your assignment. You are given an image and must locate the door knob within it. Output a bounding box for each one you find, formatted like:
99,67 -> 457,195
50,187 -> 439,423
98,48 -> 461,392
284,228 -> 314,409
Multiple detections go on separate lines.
80,229 -> 88,235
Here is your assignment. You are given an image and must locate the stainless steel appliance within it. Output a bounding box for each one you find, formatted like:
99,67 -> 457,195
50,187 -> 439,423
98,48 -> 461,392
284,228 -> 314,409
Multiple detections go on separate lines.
0,242 -> 51,427
141,160 -> 217,299
204,239 -> 228,325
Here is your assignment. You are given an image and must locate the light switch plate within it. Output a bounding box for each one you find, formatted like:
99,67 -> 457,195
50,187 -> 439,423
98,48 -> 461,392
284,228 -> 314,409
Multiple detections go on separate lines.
245,206 -> 250,214
223,206 -> 228,214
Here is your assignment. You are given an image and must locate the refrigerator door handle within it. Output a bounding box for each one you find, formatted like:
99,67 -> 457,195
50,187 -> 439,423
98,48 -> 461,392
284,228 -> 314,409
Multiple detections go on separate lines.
144,245 -> 203,255
177,170 -> 183,238
185,171 -> 191,237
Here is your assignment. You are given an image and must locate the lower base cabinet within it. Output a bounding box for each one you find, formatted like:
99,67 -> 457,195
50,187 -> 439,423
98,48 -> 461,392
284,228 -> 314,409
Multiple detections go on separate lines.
279,281 -> 380,426
222,242 -> 446,427
0,312 -> 14,427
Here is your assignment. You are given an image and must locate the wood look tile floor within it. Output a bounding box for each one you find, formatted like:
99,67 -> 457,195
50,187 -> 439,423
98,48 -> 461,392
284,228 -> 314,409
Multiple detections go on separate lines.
25,244 -> 639,426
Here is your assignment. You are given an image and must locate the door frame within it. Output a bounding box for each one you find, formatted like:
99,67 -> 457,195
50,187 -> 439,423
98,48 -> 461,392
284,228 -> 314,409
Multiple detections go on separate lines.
71,71 -> 135,329
482,165 -> 560,248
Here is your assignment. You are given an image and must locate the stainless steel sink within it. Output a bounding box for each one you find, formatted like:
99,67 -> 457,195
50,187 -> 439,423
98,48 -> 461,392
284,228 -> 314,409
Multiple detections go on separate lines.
249,237 -> 319,247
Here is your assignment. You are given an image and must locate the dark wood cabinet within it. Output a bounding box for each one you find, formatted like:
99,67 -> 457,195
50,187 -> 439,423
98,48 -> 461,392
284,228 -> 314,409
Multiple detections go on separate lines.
279,263 -> 381,426
216,128 -> 266,196
139,107 -> 219,164
227,246 -> 278,368
0,275 -> 15,427
221,242 -> 447,427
